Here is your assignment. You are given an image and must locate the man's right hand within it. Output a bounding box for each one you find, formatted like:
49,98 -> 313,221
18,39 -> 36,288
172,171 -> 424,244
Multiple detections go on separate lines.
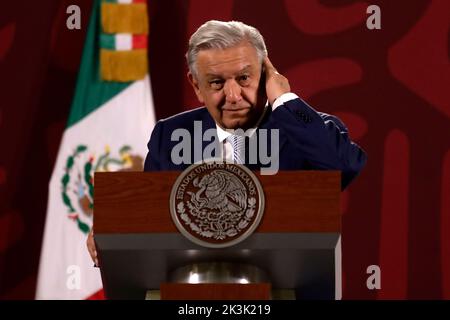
263,57 -> 291,106
86,229 -> 99,267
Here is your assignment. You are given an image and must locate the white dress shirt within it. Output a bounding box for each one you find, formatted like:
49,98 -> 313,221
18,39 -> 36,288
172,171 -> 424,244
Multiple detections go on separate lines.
215,93 -> 299,162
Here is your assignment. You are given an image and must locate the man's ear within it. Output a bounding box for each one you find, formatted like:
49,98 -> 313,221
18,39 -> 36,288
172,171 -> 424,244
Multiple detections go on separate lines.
187,72 -> 204,104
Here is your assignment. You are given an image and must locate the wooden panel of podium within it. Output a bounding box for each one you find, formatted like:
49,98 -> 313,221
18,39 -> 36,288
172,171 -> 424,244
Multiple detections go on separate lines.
94,171 -> 341,300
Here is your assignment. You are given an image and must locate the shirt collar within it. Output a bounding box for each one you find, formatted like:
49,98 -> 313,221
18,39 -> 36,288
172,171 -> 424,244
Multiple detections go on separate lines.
215,102 -> 269,143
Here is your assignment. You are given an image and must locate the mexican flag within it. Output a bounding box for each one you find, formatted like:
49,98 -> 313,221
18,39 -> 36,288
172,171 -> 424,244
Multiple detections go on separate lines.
36,0 -> 155,299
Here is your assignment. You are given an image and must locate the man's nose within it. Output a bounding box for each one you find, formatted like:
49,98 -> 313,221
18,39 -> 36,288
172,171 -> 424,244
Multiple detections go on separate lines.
224,80 -> 242,104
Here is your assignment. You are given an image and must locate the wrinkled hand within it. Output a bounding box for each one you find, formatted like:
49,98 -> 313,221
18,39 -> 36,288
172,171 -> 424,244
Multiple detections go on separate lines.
86,229 -> 99,267
263,57 -> 291,105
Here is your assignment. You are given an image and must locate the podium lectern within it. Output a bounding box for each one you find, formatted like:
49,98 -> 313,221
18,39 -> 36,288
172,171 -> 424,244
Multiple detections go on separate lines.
94,171 -> 341,300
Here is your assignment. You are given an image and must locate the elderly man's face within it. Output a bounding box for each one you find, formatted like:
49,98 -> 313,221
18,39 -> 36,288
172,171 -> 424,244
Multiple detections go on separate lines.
188,41 -> 266,130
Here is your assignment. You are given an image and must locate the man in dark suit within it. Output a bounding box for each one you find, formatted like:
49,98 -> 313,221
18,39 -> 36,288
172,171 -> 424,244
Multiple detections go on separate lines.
87,20 -> 366,265
143,20 -> 366,189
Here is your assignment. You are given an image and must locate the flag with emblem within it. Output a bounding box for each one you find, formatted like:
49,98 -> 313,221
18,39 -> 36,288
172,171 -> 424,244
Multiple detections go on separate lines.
36,0 -> 155,299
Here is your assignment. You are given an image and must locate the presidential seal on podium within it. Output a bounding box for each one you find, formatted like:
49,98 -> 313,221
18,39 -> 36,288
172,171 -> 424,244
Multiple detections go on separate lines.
169,161 -> 265,248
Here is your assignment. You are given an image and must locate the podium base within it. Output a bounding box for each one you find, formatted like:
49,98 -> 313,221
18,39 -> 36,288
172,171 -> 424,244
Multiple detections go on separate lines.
145,287 -> 296,300
160,283 -> 271,300
151,262 -> 273,300
168,262 -> 268,284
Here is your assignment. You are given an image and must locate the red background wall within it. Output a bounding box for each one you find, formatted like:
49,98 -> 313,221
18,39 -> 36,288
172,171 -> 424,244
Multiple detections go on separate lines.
0,0 -> 449,299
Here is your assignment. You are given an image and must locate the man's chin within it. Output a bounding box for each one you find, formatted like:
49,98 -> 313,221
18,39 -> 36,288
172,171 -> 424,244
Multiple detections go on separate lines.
221,118 -> 250,130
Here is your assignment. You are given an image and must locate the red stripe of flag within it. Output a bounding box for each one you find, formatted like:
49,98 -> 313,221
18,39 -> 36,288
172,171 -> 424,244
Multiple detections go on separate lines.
86,289 -> 105,300
132,34 -> 147,49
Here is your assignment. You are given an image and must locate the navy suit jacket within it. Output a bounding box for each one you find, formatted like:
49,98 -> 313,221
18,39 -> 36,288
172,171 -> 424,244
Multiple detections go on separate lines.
144,98 -> 367,189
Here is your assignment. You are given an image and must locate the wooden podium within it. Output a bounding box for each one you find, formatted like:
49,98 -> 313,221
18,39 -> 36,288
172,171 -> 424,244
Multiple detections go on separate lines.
94,171 -> 341,300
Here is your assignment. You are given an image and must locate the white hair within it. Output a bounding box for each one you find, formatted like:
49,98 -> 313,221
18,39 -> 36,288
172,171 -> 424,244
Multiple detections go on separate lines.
186,20 -> 268,78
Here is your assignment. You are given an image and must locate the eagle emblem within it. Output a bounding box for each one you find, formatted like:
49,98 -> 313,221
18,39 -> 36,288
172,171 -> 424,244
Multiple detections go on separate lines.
170,162 -> 264,248
61,144 -> 143,233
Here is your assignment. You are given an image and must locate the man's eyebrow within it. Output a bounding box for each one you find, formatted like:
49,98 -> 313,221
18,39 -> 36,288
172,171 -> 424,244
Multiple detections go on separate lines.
205,66 -> 253,79
205,73 -> 223,79
238,65 -> 252,73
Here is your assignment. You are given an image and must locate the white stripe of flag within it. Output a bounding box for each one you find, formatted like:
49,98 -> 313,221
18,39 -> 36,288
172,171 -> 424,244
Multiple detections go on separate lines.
115,34 -> 133,51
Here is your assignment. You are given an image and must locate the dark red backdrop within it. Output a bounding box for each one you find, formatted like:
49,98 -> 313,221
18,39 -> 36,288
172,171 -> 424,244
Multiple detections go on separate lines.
0,0 -> 449,299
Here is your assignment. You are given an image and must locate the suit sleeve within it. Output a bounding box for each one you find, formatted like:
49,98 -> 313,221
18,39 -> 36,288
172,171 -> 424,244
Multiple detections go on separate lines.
143,120 -> 163,171
271,98 -> 367,189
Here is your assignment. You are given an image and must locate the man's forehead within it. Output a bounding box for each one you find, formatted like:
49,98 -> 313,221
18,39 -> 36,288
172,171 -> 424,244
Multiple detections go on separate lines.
196,44 -> 260,76
204,65 -> 253,77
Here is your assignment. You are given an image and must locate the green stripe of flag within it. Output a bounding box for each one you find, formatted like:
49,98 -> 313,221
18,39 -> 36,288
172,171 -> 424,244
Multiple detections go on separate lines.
100,33 -> 115,50
68,0 -> 130,127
